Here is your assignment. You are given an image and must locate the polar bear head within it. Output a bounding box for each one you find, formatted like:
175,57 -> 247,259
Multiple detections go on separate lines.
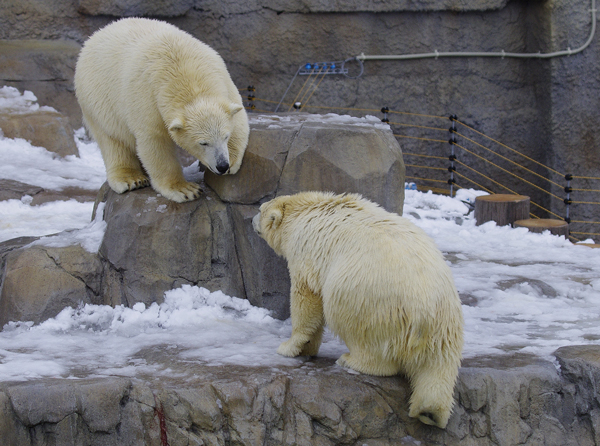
253,192 -> 339,257
252,196 -> 287,256
168,98 -> 244,175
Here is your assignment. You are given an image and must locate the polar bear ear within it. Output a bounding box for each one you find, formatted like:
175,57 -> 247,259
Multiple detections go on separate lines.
229,104 -> 244,116
168,117 -> 184,132
267,208 -> 283,230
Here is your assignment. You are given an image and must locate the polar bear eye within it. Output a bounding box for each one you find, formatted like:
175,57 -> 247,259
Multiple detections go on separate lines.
199,142 -> 209,146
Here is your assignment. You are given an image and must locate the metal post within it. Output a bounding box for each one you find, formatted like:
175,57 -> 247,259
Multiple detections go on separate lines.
564,174 -> 573,223
381,106 -> 389,123
448,115 -> 458,197
246,85 -> 255,111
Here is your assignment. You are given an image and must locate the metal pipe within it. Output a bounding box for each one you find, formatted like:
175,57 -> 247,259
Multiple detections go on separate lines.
356,0 -> 596,62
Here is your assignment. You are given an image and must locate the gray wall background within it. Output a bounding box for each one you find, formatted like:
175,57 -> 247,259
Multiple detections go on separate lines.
1,0 -> 598,234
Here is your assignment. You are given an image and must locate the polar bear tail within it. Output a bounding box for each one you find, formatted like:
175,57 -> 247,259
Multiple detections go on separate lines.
406,357 -> 460,429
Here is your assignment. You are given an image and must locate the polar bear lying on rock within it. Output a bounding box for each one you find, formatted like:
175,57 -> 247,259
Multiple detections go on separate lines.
75,18 -> 249,202
253,191 -> 464,429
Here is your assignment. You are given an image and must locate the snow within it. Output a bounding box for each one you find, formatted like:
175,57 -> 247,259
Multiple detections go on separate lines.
0,89 -> 599,381
249,112 -> 391,130
0,127 -> 106,191
0,86 -> 56,114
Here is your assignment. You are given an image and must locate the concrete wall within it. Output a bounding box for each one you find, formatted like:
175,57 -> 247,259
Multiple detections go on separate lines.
1,0 -> 598,230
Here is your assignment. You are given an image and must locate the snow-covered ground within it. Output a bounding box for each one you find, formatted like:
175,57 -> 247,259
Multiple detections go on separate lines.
0,86 -> 599,381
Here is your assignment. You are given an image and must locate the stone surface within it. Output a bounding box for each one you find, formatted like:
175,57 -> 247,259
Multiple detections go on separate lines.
0,244 -> 103,326
0,179 -> 43,202
205,115 -> 294,205
99,185 -> 245,308
0,110 -> 78,157
0,347 -> 597,445
231,204 -> 291,319
0,179 -> 98,204
206,114 -> 406,215
0,39 -> 83,127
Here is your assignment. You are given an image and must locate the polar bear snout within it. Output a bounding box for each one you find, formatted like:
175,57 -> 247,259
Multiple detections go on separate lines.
215,159 -> 230,175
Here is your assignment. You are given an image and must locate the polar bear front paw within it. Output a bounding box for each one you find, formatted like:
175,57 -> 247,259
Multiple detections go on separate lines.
108,170 -> 150,193
160,181 -> 202,203
277,339 -> 303,357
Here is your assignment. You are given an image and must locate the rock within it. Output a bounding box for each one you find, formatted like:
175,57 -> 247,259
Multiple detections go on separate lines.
554,344 -> 600,436
0,351 -> 597,445
0,110 -> 79,157
0,179 -> 43,201
28,186 -> 99,205
231,204 -> 291,319
0,40 -> 82,128
205,116 -> 294,205
0,179 -> 97,204
0,244 -> 103,326
206,114 -> 406,215
98,185 -> 245,307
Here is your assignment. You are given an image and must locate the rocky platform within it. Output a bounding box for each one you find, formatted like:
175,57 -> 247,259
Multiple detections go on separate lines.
0,346 -> 599,446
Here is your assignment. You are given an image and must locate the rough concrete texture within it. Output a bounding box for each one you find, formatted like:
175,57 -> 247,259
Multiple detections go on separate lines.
77,0 -> 194,17
0,347 -> 598,445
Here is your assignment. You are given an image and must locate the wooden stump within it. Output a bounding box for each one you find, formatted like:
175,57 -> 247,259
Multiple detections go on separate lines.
475,194 -> 530,227
514,219 -> 569,238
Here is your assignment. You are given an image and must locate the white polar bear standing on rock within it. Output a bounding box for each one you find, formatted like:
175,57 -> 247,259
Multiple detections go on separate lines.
252,191 -> 464,429
74,18 -> 249,202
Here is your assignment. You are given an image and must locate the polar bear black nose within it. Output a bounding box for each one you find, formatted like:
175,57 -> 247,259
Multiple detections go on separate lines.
216,161 -> 229,175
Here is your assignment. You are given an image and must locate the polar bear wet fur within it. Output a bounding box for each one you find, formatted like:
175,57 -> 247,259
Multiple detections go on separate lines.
253,192 -> 464,429
74,18 -> 249,202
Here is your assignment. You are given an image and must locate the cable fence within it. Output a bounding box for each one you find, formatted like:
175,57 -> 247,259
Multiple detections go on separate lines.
238,86 -> 600,242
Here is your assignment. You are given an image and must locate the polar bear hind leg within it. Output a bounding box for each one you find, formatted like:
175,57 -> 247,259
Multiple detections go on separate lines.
86,118 -> 149,193
336,347 -> 402,376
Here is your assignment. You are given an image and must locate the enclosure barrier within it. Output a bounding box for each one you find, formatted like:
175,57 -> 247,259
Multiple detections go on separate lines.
239,87 -> 600,242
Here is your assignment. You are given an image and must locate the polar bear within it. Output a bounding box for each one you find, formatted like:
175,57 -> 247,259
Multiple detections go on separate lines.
252,192 -> 464,429
74,18 -> 249,202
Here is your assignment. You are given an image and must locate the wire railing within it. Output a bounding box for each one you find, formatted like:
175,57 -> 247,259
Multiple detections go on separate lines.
239,86 -> 600,242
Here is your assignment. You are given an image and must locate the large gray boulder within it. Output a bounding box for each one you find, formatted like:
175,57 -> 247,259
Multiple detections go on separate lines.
98,185 -> 245,308
0,244 -> 103,326
206,114 -> 405,214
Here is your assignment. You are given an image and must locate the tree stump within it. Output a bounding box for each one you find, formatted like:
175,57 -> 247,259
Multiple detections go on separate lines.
514,219 -> 569,238
475,194 -> 530,227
